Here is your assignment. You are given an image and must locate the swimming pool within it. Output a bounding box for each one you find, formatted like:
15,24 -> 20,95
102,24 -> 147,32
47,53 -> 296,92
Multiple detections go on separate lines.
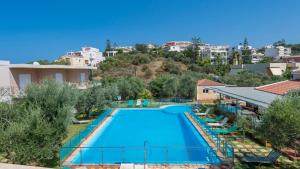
70,105 -> 220,164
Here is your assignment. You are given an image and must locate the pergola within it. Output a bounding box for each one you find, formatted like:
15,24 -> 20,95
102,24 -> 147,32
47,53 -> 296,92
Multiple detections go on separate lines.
206,86 -> 282,124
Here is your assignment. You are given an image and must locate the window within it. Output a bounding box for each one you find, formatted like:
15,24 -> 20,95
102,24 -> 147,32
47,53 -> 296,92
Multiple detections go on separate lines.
19,74 -> 31,91
80,73 -> 86,84
203,89 -> 209,93
55,73 -> 63,82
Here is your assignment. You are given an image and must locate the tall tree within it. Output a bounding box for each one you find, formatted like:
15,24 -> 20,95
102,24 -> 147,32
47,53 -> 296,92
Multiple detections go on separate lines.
240,37 -> 252,64
191,36 -> 202,50
273,39 -> 286,47
105,39 -> 112,51
243,37 -> 249,48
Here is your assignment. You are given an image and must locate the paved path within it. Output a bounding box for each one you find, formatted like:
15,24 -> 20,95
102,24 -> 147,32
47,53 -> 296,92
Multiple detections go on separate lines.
0,163 -> 52,169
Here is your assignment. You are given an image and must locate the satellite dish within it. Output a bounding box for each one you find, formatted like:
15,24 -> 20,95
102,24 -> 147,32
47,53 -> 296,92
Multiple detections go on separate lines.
33,62 -> 40,65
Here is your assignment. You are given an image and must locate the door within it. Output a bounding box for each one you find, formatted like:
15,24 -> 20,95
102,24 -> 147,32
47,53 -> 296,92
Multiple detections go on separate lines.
19,74 -> 31,91
55,73 -> 63,82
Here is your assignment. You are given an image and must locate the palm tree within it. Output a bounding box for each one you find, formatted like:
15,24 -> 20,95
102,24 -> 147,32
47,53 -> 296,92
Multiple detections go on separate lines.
232,51 -> 242,65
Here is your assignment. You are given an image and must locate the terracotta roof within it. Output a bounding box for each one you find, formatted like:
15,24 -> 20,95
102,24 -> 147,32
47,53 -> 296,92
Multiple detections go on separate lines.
197,79 -> 225,86
255,80 -> 300,95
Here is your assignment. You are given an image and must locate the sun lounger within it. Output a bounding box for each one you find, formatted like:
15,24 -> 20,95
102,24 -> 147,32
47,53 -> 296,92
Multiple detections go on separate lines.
136,99 -> 142,107
195,108 -> 211,116
214,123 -> 238,134
143,99 -> 150,107
128,100 -> 134,107
203,115 -> 224,123
208,117 -> 228,127
241,149 -> 281,164
72,117 -> 90,124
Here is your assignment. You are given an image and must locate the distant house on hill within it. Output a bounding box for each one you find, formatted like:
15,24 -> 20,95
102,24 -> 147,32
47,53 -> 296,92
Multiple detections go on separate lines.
163,41 -> 192,52
58,47 -> 104,67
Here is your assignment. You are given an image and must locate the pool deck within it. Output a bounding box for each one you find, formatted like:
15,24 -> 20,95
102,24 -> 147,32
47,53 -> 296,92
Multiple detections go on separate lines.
63,109 -> 119,166
67,164 -> 213,169
184,113 -> 224,159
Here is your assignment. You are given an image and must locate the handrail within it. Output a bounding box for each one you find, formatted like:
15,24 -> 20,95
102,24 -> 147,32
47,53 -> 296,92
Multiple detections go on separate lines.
61,145 -> 221,165
188,111 -> 234,160
60,108 -> 113,162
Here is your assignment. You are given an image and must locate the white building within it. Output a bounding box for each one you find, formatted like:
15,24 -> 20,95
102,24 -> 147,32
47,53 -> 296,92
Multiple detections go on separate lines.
199,45 -> 229,63
60,47 -> 104,67
251,52 -> 264,64
236,44 -> 253,52
105,50 -> 118,57
80,47 -> 105,66
265,45 -> 291,60
163,41 -> 192,52
113,46 -> 134,53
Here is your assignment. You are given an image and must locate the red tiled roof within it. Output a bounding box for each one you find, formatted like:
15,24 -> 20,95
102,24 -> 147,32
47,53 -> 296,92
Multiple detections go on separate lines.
256,80 -> 300,95
283,55 -> 300,63
197,79 -> 225,86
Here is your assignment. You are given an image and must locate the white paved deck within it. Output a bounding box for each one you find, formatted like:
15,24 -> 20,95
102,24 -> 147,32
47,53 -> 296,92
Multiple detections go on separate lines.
0,163 -> 52,169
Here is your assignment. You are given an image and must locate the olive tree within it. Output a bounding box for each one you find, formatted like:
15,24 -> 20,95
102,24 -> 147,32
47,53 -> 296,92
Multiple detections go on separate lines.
76,84 -> 119,118
0,80 -> 78,167
257,90 -> 300,151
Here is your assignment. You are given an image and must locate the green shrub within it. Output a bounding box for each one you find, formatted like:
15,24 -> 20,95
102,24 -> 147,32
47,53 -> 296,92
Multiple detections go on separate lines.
141,65 -> 148,72
144,68 -> 153,79
161,60 -> 182,75
137,89 -> 153,99
131,54 -> 151,65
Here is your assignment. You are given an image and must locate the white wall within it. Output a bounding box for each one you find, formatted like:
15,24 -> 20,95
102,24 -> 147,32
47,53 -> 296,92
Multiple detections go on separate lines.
0,61 -> 11,88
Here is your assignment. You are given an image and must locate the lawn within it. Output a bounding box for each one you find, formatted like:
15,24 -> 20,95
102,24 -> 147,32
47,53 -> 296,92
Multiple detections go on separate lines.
62,123 -> 89,145
112,100 -> 197,108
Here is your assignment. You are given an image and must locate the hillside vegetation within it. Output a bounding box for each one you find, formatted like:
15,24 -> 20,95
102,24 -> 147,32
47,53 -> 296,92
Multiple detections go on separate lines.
94,49 -> 287,89
95,53 -> 188,81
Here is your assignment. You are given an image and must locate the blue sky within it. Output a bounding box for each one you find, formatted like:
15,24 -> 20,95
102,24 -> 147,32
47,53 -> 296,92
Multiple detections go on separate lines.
0,0 -> 300,63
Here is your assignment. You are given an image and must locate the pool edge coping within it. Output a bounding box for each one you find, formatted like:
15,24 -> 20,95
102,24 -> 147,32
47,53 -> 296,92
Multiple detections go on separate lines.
184,112 -> 225,159
62,109 -> 118,166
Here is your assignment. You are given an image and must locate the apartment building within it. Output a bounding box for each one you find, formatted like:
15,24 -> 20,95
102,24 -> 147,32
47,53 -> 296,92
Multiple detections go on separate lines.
0,60 -> 96,102
199,45 -> 229,63
265,45 -> 291,59
251,52 -> 264,63
59,47 -> 105,67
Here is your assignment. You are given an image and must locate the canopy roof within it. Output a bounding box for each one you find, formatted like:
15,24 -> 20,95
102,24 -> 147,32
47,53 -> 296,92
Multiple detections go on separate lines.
208,86 -> 281,108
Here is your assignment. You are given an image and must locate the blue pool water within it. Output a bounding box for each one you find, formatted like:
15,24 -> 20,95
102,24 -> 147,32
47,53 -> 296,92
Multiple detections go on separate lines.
71,105 -> 220,164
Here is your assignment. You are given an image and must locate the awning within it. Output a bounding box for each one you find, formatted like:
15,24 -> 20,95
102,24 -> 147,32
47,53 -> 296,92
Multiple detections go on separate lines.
207,86 -> 281,108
